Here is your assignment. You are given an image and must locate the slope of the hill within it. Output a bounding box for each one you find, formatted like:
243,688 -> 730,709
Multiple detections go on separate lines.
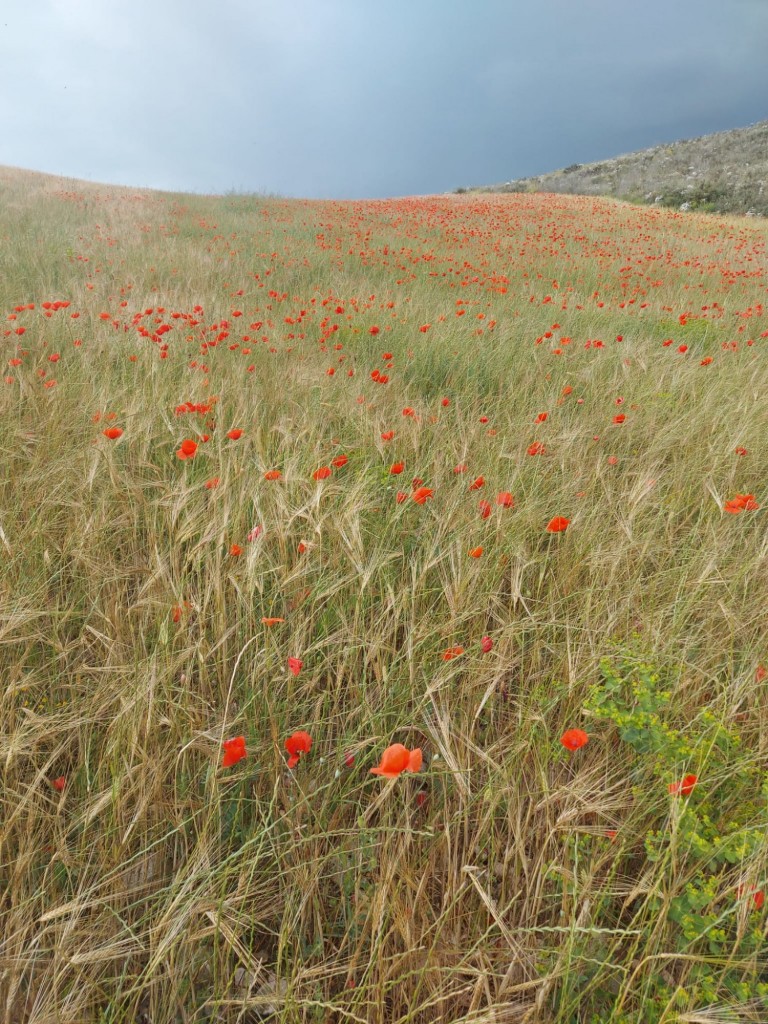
467,120 -> 768,216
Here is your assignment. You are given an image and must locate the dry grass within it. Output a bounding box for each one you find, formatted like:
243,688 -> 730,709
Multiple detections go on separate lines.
1,167 -> 767,1023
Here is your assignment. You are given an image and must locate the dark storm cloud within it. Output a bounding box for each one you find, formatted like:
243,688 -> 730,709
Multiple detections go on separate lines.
1,0 -> 766,198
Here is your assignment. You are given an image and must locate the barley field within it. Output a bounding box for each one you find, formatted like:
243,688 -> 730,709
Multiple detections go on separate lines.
1,165 -> 767,1023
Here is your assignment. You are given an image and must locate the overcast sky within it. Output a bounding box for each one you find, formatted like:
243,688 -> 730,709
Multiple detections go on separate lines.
1,0 -> 767,199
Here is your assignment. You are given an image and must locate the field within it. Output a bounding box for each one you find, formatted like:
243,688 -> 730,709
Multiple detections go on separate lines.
1,166 -> 767,1023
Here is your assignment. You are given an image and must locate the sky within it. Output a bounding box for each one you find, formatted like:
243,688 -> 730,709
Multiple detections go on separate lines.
1,0 -> 767,199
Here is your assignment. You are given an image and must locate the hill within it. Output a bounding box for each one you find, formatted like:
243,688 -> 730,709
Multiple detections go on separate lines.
467,119 -> 768,216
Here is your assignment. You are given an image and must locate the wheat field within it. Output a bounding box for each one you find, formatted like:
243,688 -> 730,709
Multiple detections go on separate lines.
1,166 -> 767,1023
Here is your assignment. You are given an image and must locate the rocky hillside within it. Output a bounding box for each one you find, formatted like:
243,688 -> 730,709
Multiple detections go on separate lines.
468,120 -> 768,216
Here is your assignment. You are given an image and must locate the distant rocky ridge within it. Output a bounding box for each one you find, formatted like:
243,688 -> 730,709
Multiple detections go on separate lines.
465,120 -> 768,217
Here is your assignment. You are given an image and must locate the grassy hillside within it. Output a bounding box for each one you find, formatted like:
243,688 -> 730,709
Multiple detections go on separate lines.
468,120 -> 768,217
1,165 -> 767,1023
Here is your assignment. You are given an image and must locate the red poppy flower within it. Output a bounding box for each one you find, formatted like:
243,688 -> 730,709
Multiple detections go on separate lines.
496,492 -> 514,508
264,469 -> 282,480
381,430 -> 395,441
756,665 -> 767,683
527,442 -> 546,456
103,427 -> 123,440
738,885 -> 765,910
396,491 -> 408,503
52,775 -> 67,791
177,439 -> 198,460
478,499 -> 492,519
724,493 -> 760,513
469,476 -> 484,490
390,462 -> 404,475
546,517 -> 570,533
613,414 -> 626,425
285,730 -> 312,768
287,657 -> 303,676
261,616 -> 284,626
442,646 -> 464,660
441,397 -> 450,407
734,446 -> 748,457
412,486 -> 433,505
481,635 -> 493,653
222,735 -> 247,768
204,477 -> 220,489
227,428 -> 243,440
370,743 -> 422,778
535,412 -> 548,424
313,466 -> 332,480
560,728 -> 589,751
469,546 -> 483,558
230,543 -> 243,556
332,454 -> 348,468
669,774 -> 698,797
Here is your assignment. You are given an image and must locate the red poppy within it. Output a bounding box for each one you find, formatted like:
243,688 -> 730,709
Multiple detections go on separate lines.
669,774 -> 697,797
734,446 -> 748,457
478,499 -> 492,519
527,442 -> 546,456
264,469 -> 282,480
103,427 -> 123,440
287,657 -> 303,676
496,492 -> 514,508
613,414 -> 626,425
441,397 -> 450,407
227,428 -> 243,440
546,517 -> 570,533
738,886 -> 765,910
396,491 -> 408,503
332,454 -> 348,468
177,439 -> 198,460
313,466 -> 332,480
442,646 -> 464,660
412,486 -> 433,505
724,493 -> 760,513
390,462 -> 404,475
481,635 -> 493,653
222,735 -> 247,768
370,743 -> 422,778
560,728 -> 588,751
261,617 -> 284,626
285,730 -> 312,768
230,543 -> 243,556
52,775 -> 67,791
469,546 -> 483,558
469,476 -> 485,490
535,412 -> 548,424
204,477 -> 220,489
381,430 -> 395,441
756,665 -> 767,683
